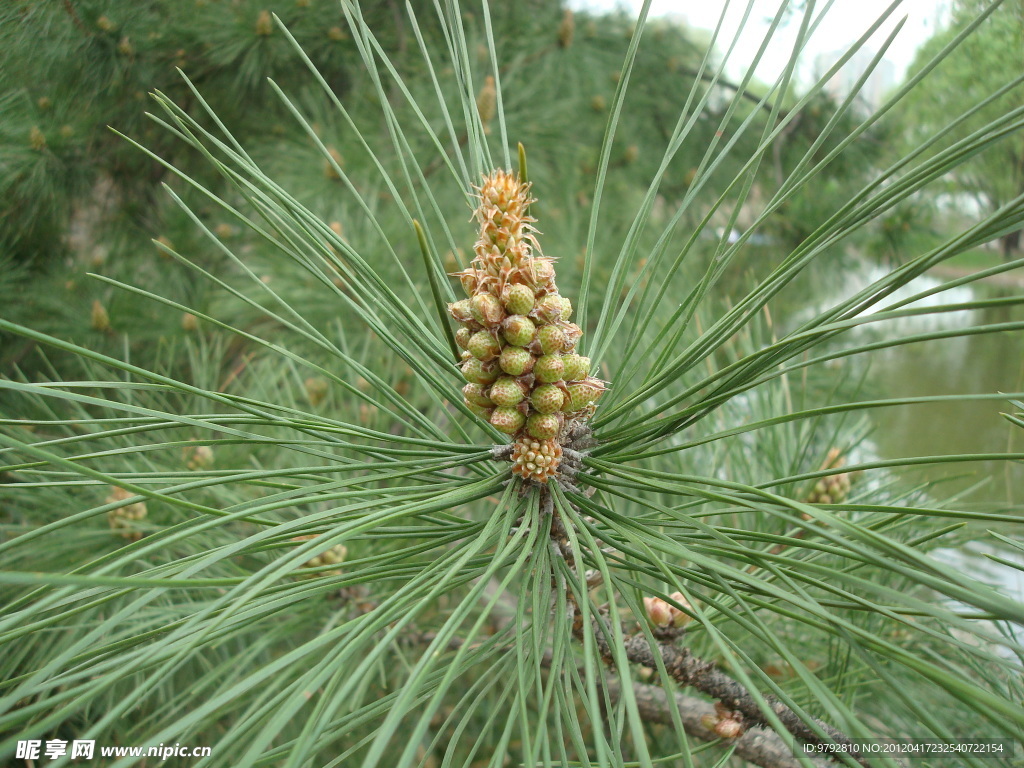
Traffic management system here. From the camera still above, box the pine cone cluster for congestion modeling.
[292,536,348,579]
[804,448,853,506]
[700,702,746,740]
[642,592,693,629]
[105,486,147,541]
[449,169,605,482]
[805,473,852,505]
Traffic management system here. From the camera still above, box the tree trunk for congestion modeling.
[1000,228,1021,259]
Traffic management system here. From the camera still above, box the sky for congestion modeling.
[567,0,951,87]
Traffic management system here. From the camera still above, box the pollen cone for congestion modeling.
[448,169,606,482]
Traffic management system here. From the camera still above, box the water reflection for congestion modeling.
[871,316,1024,505]
[783,262,1024,505]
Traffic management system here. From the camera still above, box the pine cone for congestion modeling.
[106,486,147,541]
[447,169,608,482]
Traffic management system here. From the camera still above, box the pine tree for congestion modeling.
[1,1,1023,767]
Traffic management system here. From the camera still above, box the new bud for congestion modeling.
[643,593,692,628]
[489,376,525,407]
[499,346,535,376]
[490,406,526,434]
[526,412,561,440]
[503,284,535,316]
[666,592,693,627]
[502,315,536,347]
[531,384,564,414]
[714,719,743,739]
[643,596,673,628]
[534,354,565,384]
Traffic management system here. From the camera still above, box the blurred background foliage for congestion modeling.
[0,0,890,375]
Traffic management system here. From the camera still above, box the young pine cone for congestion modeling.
[292,536,348,579]
[449,169,606,482]
[106,486,147,541]
[804,448,853,506]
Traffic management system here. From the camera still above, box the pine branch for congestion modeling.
[678,64,784,118]
[60,0,89,34]
[604,678,831,768]
[545,485,871,767]
[408,612,835,768]
[581,610,870,767]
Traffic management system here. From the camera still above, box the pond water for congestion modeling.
[812,262,1024,507]
[768,259,1024,603]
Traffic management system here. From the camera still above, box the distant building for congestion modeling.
[811,0,951,110]
[813,47,897,112]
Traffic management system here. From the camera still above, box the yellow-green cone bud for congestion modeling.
[462,382,493,407]
[462,358,500,384]
[471,293,504,326]
[502,315,536,347]
[534,354,564,383]
[499,346,534,376]
[561,322,583,350]
[566,379,601,411]
[562,354,590,382]
[558,9,575,48]
[489,376,525,407]
[305,377,329,406]
[523,257,556,288]
[503,284,535,315]
[460,268,488,297]
[558,296,573,320]
[536,324,566,355]
[531,384,564,414]
[455,327,473,350]
[255,9,274,35]
[561,354,582,382]
[320,544,348,566]
[527,412,561,440]
[184,444,214,470]
[106,486,147,541]
[91,300,111,332]
[535,294,564,323]
[491,406,526,434]
[449,298,474,323]
[468,330,501,360]
[466,402,494,420]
